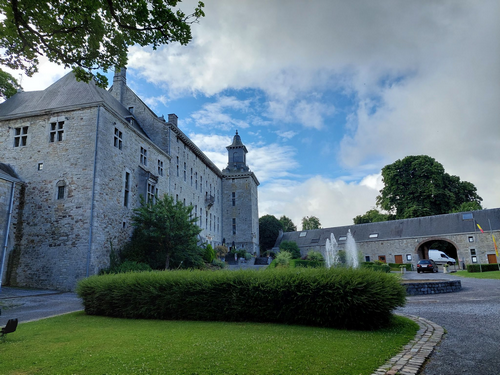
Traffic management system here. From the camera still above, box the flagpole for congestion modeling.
[488,219,500,272]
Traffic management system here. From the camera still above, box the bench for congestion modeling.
[1,318,18,339]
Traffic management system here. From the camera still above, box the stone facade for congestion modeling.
[278,209,500,269]
[0,70,260,290]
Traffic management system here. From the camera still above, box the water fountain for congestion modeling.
[345,229,359,268]
[324,233,339,268]
[324,229,359,269]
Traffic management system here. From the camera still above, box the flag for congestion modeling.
[493,235,499,257]
[477,223,484,233]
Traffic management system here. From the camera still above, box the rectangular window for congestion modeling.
[38,163,44,171]
[232,192,236,206]
[147,183,155,203]
[468,236,474,243]
[140,147,148,166]
[462,213,473,220]
[158,160,164,176]
[124,172,130,207]
[369,233,379,238]
[57,185,65,200]
[338,236,347,241]
[183,162,186,182]
[114,128,123,150]
[470,248,476,255]
[365,256,371,262]
[14,126,29,147]
[50,121,64,142]
[206,211,208,229]
[232,218,236,235]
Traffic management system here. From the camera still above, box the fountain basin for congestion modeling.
[402,279,461,295]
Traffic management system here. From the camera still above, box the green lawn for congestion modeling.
[0,312,417,375]
[455,270,500,279]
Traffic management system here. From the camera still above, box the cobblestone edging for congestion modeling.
[404,280,462,295]
[372,315,444,375]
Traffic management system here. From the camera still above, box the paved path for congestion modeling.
[0,287,83,325]
[398,271,500,375]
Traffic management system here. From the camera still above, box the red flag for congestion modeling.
[493,235,499,257]
[477,223,484,233]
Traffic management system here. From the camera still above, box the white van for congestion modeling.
[429,249,456,265]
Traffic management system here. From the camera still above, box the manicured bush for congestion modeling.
[203,244,216,263]
[211,259,226,269]
[77,267,406,330]
[244,252,252,261]
[388,263,412,271]
[467,264,500,273]
[291,259,325,268]
[361,262,391,273]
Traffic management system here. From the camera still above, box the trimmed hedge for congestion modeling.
[388,263,412,271]
[361,262,391,273]
[467,264,500,273]
[77,268,406,330]
[290,259,325,268]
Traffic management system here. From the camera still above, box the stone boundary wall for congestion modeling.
[404,280,462,295]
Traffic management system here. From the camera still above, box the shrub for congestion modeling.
[264,250,276,259]
[77,267,406,330]
[291,259,324,268]
[203,244,216,263]
[388,263,412,271]
[306,250,324,262]
[467,264,500,272]
[211,259,226,269]
[100,260,152,275]
[275,251,292,267]
[244,252,252,261]
[361,262,391,273]
[215,245,228,259]
[279,241,301,259]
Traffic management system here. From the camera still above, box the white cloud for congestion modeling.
[260,175,381,229]
[276,130,297,140]
[189,96,253,130]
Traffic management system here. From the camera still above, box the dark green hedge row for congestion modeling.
[467,264,500,272]
[388,263,412,271]
[77,268,406,330]
[360,262,391,273]
[290,259,324,268]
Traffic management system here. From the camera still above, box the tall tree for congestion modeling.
[0,0,205,95]
[376,155,482,220]
[259,215,283,251]
[131,195,202,270]
[353,209,392,225]
[279,215,297,232]
[302,216,321,230]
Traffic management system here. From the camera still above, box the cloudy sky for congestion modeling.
[17,0,500,229]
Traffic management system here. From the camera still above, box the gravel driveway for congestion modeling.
[398,271,500,375]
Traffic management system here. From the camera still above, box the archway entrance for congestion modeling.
[416,238,458,261]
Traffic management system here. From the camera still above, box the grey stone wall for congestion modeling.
[222,173,259,255]
[404,280,462,295]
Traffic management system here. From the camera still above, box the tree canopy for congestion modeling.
[375,155,482,220]
[131,194,202,269]
[259,215,283,251]
[301,216,321,230]
[0,0,205,97]
[279,215,297,232]
[353,209,392,225]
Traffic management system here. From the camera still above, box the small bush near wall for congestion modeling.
[361,262,391,273]
[291,259,325,268]
[389,263,412,271]
[467,264,500,273]
[77,268,406,330]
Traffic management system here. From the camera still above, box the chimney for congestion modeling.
[168,113,178,126]
[111,67,127,103]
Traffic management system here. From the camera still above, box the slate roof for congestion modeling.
[0,163,22,183]
[0,72,146,136]
[279,208,500,248]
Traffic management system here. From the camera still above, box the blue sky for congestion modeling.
[13,0,500,229]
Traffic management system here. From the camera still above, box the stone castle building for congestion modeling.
[276,208,500,268]
[0,69,259,290]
